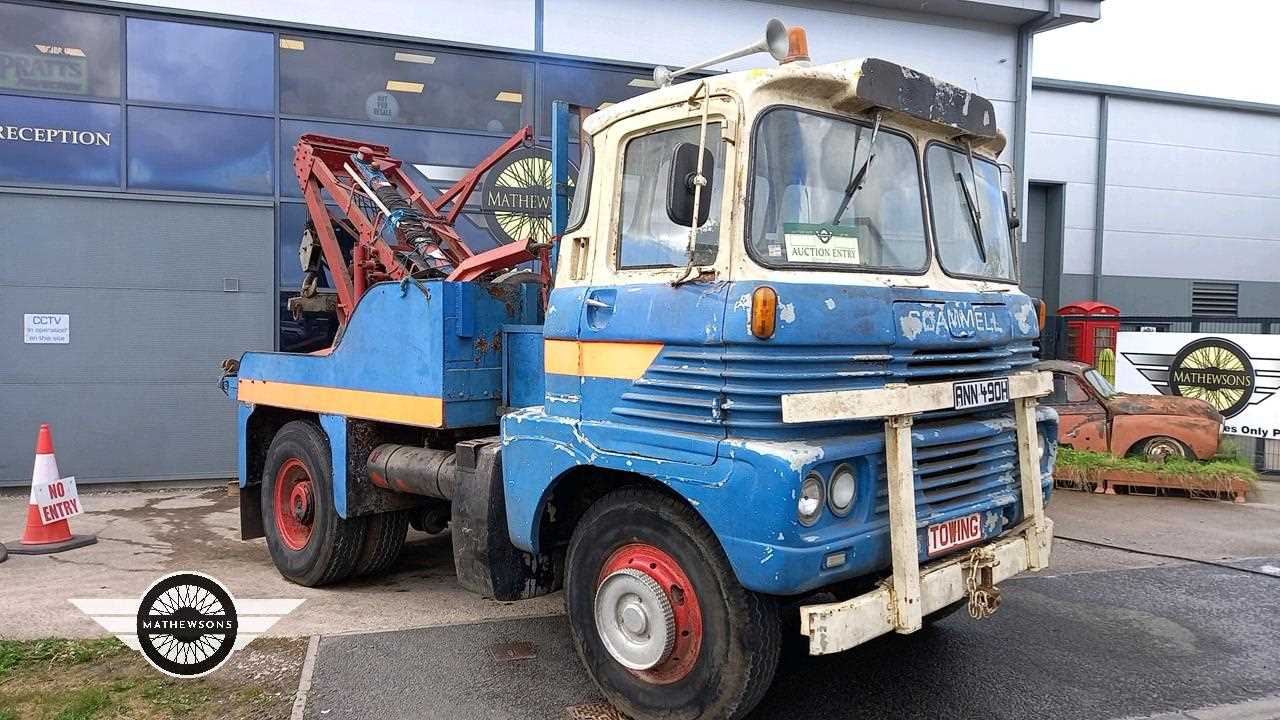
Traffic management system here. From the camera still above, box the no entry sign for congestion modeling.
[33,476,83,525]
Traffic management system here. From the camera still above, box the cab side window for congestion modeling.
[617,123,724,269]
[1048,375,1070,404]
[1064,377,1091,403]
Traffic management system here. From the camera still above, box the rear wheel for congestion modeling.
[1136,436,1190,463]
[262,420,366,586]
[566,487,781,720]
[353,510,409,577]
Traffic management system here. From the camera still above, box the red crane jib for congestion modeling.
[291,126,541,324]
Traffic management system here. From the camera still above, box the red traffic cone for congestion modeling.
[6,425,96,555]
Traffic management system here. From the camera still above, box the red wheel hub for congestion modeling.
[598,543,703,684]
[274,458,314,551]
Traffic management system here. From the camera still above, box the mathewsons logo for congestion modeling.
[1167,337,1255,418]
[480,146,575,245]
[71,573,303,678]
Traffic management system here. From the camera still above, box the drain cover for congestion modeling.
[490,641,538,662]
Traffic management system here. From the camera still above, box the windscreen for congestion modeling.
[926,144,1016,281]
[748,108,927,271]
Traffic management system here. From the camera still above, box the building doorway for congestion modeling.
[1021,182,1065,311]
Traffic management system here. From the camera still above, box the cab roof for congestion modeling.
[583,57,1005,153]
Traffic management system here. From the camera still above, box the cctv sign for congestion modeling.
[23,313,69,344]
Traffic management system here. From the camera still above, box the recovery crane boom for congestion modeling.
[289,126,544,325]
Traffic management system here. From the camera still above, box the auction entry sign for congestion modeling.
[1117,332,1280,439]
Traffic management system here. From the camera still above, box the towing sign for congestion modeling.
[33,476,83,525]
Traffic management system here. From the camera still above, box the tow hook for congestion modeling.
[965,546,1002,620]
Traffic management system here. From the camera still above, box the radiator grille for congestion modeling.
[874,416,1019,518]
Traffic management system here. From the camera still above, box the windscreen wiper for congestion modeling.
[955,139,987,263]
[830,111,883,226]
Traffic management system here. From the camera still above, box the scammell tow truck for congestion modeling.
[223,20,1057,720]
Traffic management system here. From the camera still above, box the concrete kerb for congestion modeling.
[291,634,321,720]
[1115,695,1280,720]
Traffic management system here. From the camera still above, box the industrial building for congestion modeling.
[1024,79,1280,317]
[5,0,1273,485]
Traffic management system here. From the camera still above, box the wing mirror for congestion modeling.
[1004,190,1020,231]
[667,142,715,228]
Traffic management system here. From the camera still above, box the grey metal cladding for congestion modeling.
[0,194,273,293]
[0,381,238,485]
[0,194,272,484]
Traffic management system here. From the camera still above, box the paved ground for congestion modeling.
[0,483,560,639]
[2,480,1278,719]
[305,557,1280,720]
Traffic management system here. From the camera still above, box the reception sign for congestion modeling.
[1117,331,1280,439]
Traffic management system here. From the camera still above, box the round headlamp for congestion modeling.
[798,473,825,526]
[828,464,857,516]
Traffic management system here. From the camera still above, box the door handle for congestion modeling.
[584,289,616,330]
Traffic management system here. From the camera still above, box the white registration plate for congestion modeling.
[952,377,1010,410]
[927,512,984,556]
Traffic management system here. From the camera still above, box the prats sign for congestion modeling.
[0,47,89,95]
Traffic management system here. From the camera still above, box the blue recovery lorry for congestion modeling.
[223,20,1058,720]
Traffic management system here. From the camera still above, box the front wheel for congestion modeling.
[566,487,781,720]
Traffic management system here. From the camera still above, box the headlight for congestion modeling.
[828,464,856,516]
[798,473,824,526]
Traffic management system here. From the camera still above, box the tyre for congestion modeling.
[261,420,367,586]
[1136,436,1190,463]
[566,487,781,720]
[353,510,409,577]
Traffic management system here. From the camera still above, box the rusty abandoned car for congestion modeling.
[1036,360,1223,463]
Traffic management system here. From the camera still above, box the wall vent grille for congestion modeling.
[1191,281,1238,317]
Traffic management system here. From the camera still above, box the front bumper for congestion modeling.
[800,516,1053,655]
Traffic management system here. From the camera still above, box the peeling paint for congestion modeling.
[760,546,775,564]
[899,312,924,340]
[732,293,752,312]
[779,303,796,324]
[544,393,580,404]
[1013,301,1035,334]
[824,298,836,310]
[723,438,825,471]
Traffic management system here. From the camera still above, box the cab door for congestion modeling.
[575,97,738,465]
[1056,373,1108,451]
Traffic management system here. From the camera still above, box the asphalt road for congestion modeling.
[305,550,1280,720]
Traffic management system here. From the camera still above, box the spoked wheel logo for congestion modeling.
[136,572,239,678]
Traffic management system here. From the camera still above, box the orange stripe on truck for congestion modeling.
[544,340,663,380]
[237,379,444,428]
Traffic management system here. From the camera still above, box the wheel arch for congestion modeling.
[533,465,731,570]
[1111,414,1211,459]
[239,405,321,539]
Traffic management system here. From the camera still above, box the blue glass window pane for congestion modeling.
[279,292,338,353]
[537,63,652,137]
[0,95,120,186]
[279,202,354,288]
[127,18,273,111]
[0,3,121,98]
[280,120,502,197]
[280,36,531,132]
[128,107,272,194]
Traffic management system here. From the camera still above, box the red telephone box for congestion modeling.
[1059,301,1120,377]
